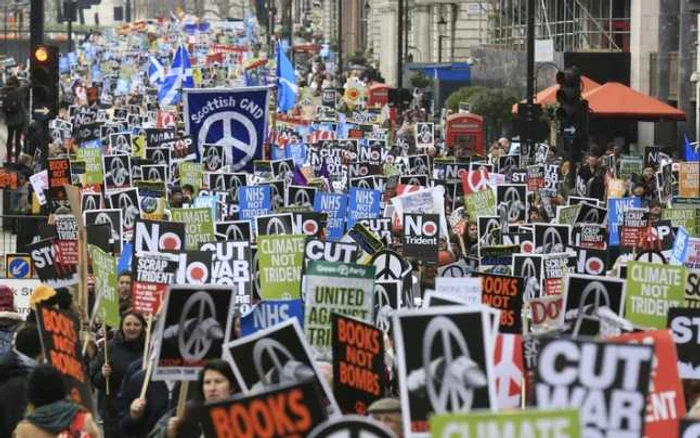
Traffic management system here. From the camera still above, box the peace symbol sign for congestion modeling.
[178,291,219,361]
[225,224,246,241]
[502,187,524,222]
[83,196,98,211]
[265,217,289,235]
[374,284,392,332]
[541,227,564,253]
[109,157,128,186]
[294,189,312,206]
[422,316,477,412]
[252,338,296,385]
[521,258,540,300]
[371,251,405,280]
[198,111,258,171]
[118,194,138,229]
[204,146,222,170]
[573,281,612,336]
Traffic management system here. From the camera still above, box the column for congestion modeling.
[413,4,431,62]
[630,0,659,151]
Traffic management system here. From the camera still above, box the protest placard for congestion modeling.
[89,245,120,327]
[36,305,94,412]
[430,409,581,438]
[171,207,215,250]
[332,313,385,414]
[303,261,375,358]
[257,234,306,299]
[626,261,686,328]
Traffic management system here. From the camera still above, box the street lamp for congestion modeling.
[437,14,446,63]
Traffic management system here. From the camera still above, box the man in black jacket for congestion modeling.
[0,323,42,437]
[2,76,29,162]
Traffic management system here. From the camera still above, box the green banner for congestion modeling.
[626,261,686,329]
[465,190,496,218]
[304,261,376,359]
[257,234,306,300]
[89,245,120,327]
[178,162,203,194]
[171,208,215,250]
[430,409,581,438]
[75,148,104,185]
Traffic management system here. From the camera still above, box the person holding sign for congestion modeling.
[13,364,101,437]
[148,359,237,438]
[90,312,146,438]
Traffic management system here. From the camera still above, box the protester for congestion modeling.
[91,312,146,438]
[118,272,133,315]
[148,359,237,438]
[0,323,42,437]
[0,285,22,355]
[13,364,101,437]
[367,398,403,437]
[2,75,28,162]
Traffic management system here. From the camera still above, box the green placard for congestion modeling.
[178,162,203,194]
[662,208,700,236]
[619,157,643,180]
[626,261,687,329]
[171,208,215,250]
[465,189,497,218]
[303,261,376,358]
[75,148,104,185]
[430,409,581,438]
[257,234,306,299]
[89,245,120,327]
[557,204,581,226]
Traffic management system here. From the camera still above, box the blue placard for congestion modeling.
[239,185,272,223]
[608,197,641,246]
[240,299,304,336]
[670,226,690,265]
[347,188,381,229]
[118,242,132,275]
[59,56,70,74]
[184,87,270,170]
[314,192,348,241]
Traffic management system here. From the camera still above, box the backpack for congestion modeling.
[56,411,93,438]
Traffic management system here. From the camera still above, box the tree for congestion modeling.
[444,86,485,112]
[445,86,518,140]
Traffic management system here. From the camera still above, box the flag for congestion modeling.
[276,44,298,113]
[148,56,165,86]
[245,12,256,43]
[684,133,699,162]
[158,44,194,107]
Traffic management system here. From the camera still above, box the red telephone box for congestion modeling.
[368,84,390,107]
[445,113,485,157]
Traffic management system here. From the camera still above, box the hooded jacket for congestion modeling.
[13,399,101,437]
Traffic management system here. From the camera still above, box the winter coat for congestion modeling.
[90,333,144,437]
[0,348,38,437]
[116,359,180,438]
[0,312,23,357]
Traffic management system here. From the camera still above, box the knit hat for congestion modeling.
[367,398,401,414]
[0,285,15,312]
[30,284,57,307]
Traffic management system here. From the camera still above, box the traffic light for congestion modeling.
[556,67,590,160]
[30,45,59,120]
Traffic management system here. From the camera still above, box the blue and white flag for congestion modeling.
[148,56,165,86]
[684,133,699,162]
[314,192,348,241]
[158,44,194,107]
[670,226,690,265]
[245,11,256,43]
[276,44,298,113]
[183,87,270,170]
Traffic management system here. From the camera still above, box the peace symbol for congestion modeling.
[110,157,128,186]
[198,111,258,171]
[252,338,296,385]
[178,291,218,361]
[423,316,475,412]
[204,146,222,170]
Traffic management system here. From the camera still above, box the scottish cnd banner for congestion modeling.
[184,87,270,170]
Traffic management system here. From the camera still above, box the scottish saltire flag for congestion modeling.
[276,44,298,113]
[684,133,699,161]
[148,56,165,86]
[158,44,194,107]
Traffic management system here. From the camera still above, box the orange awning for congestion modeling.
[511,76,601,113]
[582,82,686,121]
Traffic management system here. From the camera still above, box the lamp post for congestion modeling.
[437,14,446,63]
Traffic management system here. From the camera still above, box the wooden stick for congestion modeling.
[175,381,189,419]
[141,314,153,371]
[139,358,153,399]
[104,333,110,396]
